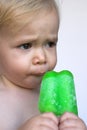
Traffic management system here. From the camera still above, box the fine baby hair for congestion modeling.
[0,0,59,34]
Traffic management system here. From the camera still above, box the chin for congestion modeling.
[21,77,42,89]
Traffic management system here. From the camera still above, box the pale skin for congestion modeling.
[0,9,86,130]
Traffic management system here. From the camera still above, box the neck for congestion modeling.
[0,75,40,94]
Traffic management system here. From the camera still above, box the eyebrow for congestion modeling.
[15,34,58,45]
[48,35,58,42]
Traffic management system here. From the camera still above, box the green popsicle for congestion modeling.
[38,70,78,116]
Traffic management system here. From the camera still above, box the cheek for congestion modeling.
[0,56,27,76]
[49,53,57,70]
[52,58,57,69]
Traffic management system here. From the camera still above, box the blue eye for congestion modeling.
[19,43,32,49]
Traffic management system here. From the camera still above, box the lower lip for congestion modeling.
[37,74,45,76]
[34,72,46,76]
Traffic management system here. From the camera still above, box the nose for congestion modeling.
[32,48,46,65]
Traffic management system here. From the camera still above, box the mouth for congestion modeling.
[31,70,47,77]
[31,67,49,77]
[33,72,46,76]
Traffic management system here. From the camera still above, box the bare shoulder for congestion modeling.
[0,85,40,129]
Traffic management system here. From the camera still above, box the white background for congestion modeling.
[55,0,87,124]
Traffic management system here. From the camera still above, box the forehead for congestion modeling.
[0,9,59,38]
[15,10,59,40]
[21,10,59,32]
[0,9,59,37]
[0,0,59,34]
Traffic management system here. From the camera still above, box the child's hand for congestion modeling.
[19,112,59,130]
[59,112,87,130]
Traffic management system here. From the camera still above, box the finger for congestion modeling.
[59,118,78,129]
[59,112,86,130]
[39,112,59,130]
[39,124,55,130]
[59,112,78,123]
[42,112,59,125]
[40,122,58,130]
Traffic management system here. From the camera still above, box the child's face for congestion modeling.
[0,10,59,89]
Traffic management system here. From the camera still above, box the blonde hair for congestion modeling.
[0,0,59,33]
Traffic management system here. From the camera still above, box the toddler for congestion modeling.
[0,0,86,130]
